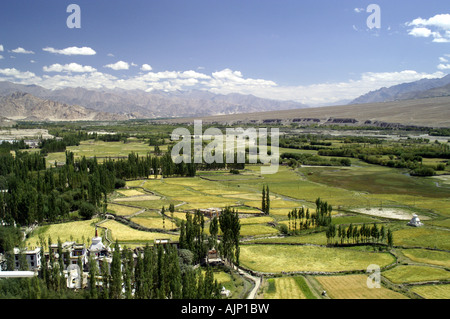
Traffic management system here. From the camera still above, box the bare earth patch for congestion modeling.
[352,207,429,221]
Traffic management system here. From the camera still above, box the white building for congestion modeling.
[13,247,41,270]
[407,214,424,227]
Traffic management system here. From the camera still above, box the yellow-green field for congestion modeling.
[101,220,178,243]
[26,219,100,248]
[264,277,307,299]
[315,274,408,299]
[382,265,450,284]
[411,284,450,299]
[239,245,395,273]
[400,249,450,268]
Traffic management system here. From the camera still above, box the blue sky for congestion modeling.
[0,0,449,106]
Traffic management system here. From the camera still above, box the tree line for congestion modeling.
[325,222,394,247]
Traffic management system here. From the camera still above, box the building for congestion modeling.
[407,214,424,227]
[13,247,41,271]
[89,228,109,258]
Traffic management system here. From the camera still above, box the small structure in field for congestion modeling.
[407,214,423,227]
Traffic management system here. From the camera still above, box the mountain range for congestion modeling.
[349,74,450,104]
[0,72,449,123]
[0,81,307,120]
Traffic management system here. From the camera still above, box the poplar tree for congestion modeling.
[110,241,122,299]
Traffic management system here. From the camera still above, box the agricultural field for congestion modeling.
[314,274,408,299]
[26,219,101,248]
[411,284,450,299]
[239,245,396,273]
[382,265,450,284]
[14,124,450,300]
[264,276,311,299]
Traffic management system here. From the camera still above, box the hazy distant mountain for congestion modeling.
[0,92,128,121]
[0,81,308,119]
[349,74,450,104]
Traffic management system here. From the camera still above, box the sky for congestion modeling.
[0,0,449,106]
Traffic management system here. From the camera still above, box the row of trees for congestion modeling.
[325,223,394,247]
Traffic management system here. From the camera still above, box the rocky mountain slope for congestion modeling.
[349,74,450,104]
[0,92,128,121]
[0,81,308,119]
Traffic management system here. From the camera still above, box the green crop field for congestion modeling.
[239,245,395,273]
[400,249,450,268]
[393,227,450,250]
[411,284,450,299]
[382,265,450,284]
[263,276,307,299]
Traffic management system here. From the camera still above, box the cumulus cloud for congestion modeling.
[11,47,34,54]
[43,46,96,55]
[1,63,446,106]
[0,68,40,82]
[408,27,432,38]
[141,64,152,71]
[104,60,130,70]
[437,64,450,70]
[406,13,450,43]
[0,45,3,52]
[43,63,97,73]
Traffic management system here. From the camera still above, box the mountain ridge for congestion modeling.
[0,81,308,119]
[349,74,450,104]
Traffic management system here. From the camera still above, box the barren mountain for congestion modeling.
[0,92,128,121]
[160,96,450,128]
[0,81,308,118]
[349,74,450,104]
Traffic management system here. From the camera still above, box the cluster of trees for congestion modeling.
[218,207,241,266]
[87,242,221,300]
[0,148,200,227]
[1,239,222,299]
[178,207,240,266]
[178,210,208,264]
[261,185,270,215]
[39,131,91,155]
[314,197,333,227]
[318,143,449,175]
[287,207,311,232]
[281,153,351,168]
[325,223,393,247]
[285,198,332,233]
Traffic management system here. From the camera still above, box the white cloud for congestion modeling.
[354,8,364,13]
[439,57,448,63]
[11,47,34,54]
[0,68,40,82]
[107,53,114,57]
[43,63,97,73]
[104,60,130,70]
[43,46,96,55]
[1,63,446,107]
[0,55,3,60]
[141,64,152,71]
[437,64,450,70]
[0,45,3,52]
[407,14,450,43]
[408,27,432,38]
